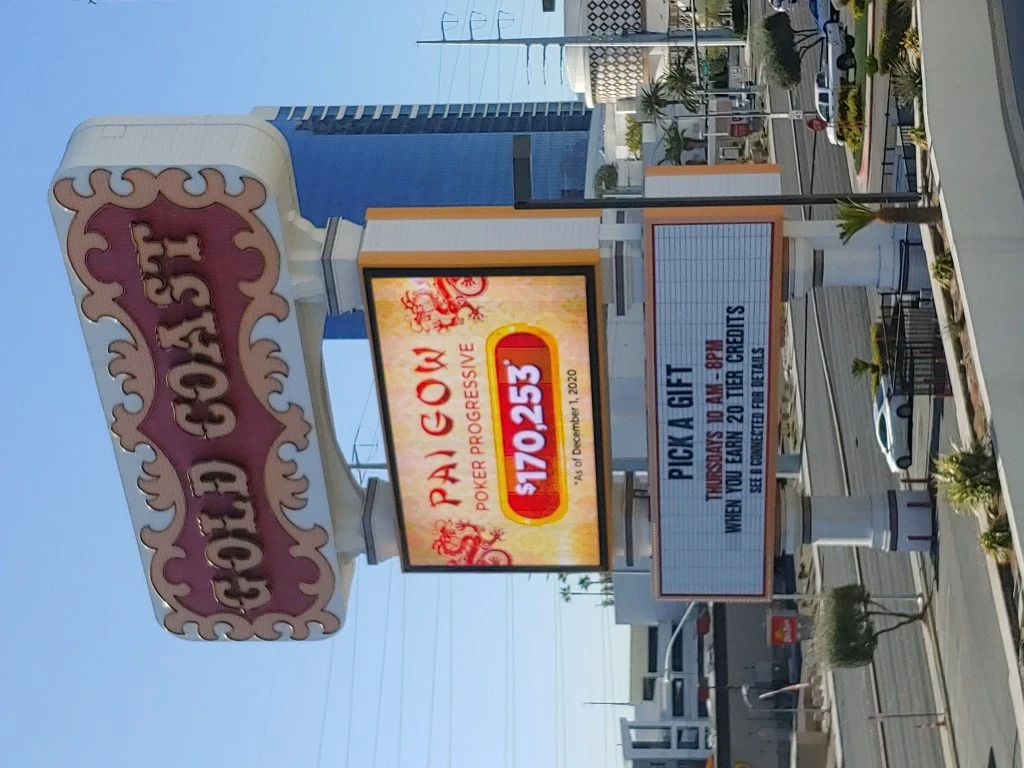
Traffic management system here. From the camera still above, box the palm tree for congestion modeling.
[639,79,669,123]
[663,49,701,113]
[850,357,882,395]
[659,122,684,165]
[837,199,943,244]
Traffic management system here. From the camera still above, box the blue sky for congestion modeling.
[0,1,629,766]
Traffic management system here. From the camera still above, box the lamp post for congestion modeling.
[659,602,698,714]
[740,683,828,715]
[511,135,920,211]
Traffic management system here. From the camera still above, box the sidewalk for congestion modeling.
[915,0,1024,758]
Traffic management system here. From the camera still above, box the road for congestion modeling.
[748,1,944,766]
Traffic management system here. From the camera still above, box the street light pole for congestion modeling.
[511,135,921,210]
[740,683,828,714]
[659,602,698,714]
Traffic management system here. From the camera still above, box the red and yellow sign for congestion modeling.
[361,258,609,571]
[769,615,799,646]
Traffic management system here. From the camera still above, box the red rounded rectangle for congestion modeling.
[489,328,567,525]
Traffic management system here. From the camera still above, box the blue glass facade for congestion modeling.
[268,102,593,228]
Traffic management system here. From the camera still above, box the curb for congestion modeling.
[856,1,877,186]
[909,550,960,768]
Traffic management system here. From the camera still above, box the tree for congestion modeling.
[850,356,880,381]
[658,123,706,166]
[836,199,943,244]
[557,572,614,606]
[816,583,927,668]
[760,13,822,89]
[639,79,669,122]
[593,163,619,196]
[663,49,701,113]
[624,115,643,159]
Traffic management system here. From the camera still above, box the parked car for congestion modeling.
[769,0,799,10]
[809,0,841,32]
[814,20,857,146]
[872,373,913,472]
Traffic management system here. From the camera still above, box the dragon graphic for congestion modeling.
[431,519,513,566]
[401,276,488,333]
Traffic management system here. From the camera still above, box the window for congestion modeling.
[670,623,683,672]
[487,103,499,116]
[343,106,358,118]
[629,727,671,750]
[816,72,827,88]
[642,677,657,700]
[877,414,889,449]
[676,726,700,750]
[670,679,686,717]
[647,627,659,673]
[399,105,413,117]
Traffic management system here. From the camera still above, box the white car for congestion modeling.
[814,20,856,146]
[769,0,799,10]
[872,374,913,472]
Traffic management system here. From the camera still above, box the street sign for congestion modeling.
[807,117,828,132]
[770,615,799,645]
[729,122,752,138]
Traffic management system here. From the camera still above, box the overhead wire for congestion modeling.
[314,632,338,767]
[342,572,362,767]
[395,579,408,767]
[448,577,455,768]
[371,565,395,768]
[425,575,444,768]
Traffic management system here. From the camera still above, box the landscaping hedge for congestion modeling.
[878,0,912,73]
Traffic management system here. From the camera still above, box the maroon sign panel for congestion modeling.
[53,168,339,640]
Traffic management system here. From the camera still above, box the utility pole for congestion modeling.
[418,31,746,48]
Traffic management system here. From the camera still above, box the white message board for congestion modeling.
[649,222,777,599]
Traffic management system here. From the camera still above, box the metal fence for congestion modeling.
[874,80,950,397]
[876,295,951,397]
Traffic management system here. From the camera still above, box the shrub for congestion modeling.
[838,82,864,153]
[865,54,879,76]
[908,125,928,149]
[891,55,923,107]
[625,115,643,158]
[931,250,954,287]
[934,439,1001,513]
[760,13,802,89]
[879,0,912,73]
[851,0,869,18]
[902,28,921,57]
[980,516,1014,564]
